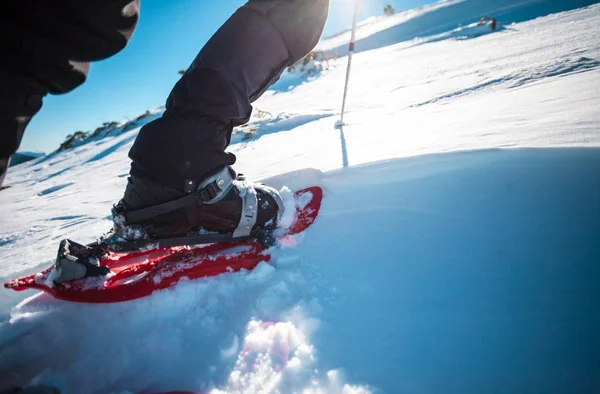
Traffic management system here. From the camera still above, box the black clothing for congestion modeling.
[129,0,329,191]
[0,1,139,95]
[0,0,140,182]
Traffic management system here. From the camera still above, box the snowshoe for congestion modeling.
[4,184,322,303]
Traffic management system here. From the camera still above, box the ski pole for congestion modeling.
[337,0,361,127]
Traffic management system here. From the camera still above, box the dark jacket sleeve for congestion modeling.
[0,0,140,184]
[0,0,140,94]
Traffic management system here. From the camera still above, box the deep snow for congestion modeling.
[1,1,599,393]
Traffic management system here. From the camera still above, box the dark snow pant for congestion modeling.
[129,0,329,191]
[0,0,329,189]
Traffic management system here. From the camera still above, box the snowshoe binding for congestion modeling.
[53,239,110,284]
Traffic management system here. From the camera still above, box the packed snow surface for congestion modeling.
[1,1,599,393]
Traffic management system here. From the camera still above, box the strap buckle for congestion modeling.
[199,181,220,202]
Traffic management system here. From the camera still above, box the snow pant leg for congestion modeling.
[0,0,139,185]
[128,0,329,192]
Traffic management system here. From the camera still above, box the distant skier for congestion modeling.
[491,17,497,31]
[0,0,329,267]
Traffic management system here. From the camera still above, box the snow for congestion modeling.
[1,1,600,393]
[275,186,296,232]
[317,0,465,52]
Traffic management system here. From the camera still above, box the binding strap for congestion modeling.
[120,167,284,240]
[122,167,234,223]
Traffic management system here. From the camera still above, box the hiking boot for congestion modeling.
[112,166,284,241]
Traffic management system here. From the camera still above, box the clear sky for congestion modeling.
[20,0,431,153]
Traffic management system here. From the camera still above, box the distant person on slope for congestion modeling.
[0,0,329,250]
[491,18,497,31]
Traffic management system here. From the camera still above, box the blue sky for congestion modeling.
[20,0,431,153]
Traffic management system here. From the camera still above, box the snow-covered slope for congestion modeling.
[319,0,599,55]
[317,0,465,52]
[1,3,599,393]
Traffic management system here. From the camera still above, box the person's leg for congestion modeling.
[128,0,329,191]
[0,0,139,185]
[119,0,329,239]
